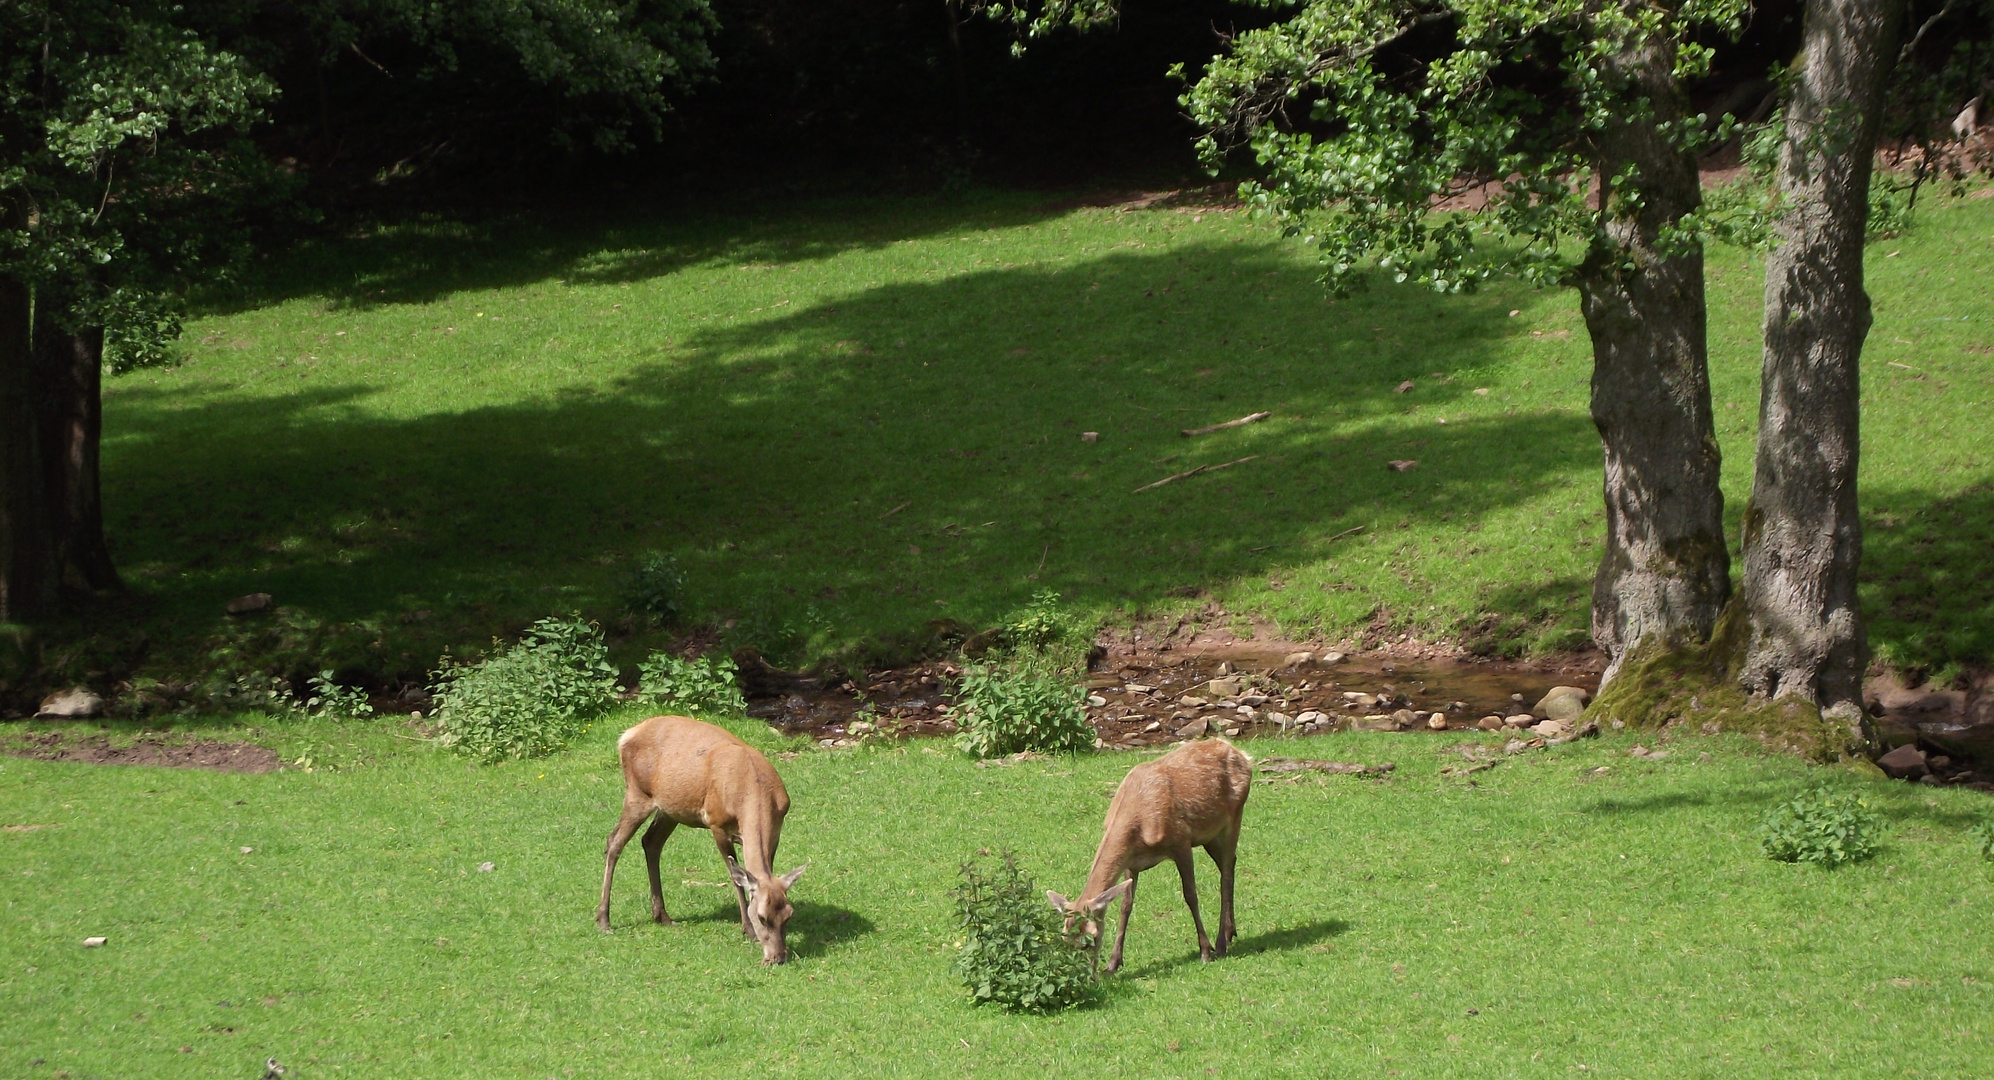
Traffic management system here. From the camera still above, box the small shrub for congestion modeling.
[951,851,1096,1012]
[1005,589,1087,651]
[952,655,1092,759]
[431,616,619,762]
[637,652,747,717]
[1970,820,1994,860]
[1758,787,1882,867]
[302,671,375,721]
[622,553,687,625]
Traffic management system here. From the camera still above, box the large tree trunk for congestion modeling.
[34,309,120,593]
[1740,0,1903,738]
[1576,34,1732,686]
[0,271,57,623]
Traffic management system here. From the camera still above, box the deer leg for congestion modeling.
[1173,849,1213,962]
[641,818,677,925]
[1208,837,1237,957]
[597,806,652,932]
[1105,872,1138,975]
[714,831,752,937]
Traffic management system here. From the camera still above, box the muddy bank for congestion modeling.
[750,637,1605,749]
[4,731,281,773]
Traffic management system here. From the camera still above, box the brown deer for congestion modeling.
[596,715,806,965]
[1047,738,1251,974]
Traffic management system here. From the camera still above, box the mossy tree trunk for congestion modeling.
[1575,32,1731,687]
[1740,0,1903,746]
[34,309,119,595]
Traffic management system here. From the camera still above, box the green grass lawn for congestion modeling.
[5,717,1992,1078]
[81,185,1993,688]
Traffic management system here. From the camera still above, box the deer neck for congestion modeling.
[1080,843,1132,906]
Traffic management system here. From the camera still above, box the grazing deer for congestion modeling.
[1048,738,1251,974]
[596,716,806,965]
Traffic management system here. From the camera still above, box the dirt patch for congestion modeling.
[5,731,281,773]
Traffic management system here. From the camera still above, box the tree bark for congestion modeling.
[1576,33,1732,686]
[1741,0,1903,732]
[34,309,120,593]
[0,271,56,623]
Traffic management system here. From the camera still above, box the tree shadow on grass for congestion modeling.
[95,231,1603,682]
[1861,480,1994,677]
[197,192,1084,316]
[638,898,876,960]
[1584,792,1712,815]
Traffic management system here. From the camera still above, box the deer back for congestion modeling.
[1091,739,1250,887]
[617,716,790,839]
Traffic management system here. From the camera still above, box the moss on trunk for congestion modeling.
[1586,601,1872,762]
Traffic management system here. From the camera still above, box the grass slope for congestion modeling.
[4,719,1992,1077]
[85,187,1993,685]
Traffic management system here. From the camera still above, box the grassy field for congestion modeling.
[75,185,1993,689]
[4,715,1993,1078]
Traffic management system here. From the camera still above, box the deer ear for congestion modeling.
[725,858,754,889]
[778,862,808,888]
[1046,890,1070,911]
[1090,879,1132,911]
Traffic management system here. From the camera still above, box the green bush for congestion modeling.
[1005,589,1087,651]
[951,851,1096,1013]
[622,552,687,625]
[303,670,376,721]
[1758,788,1882,868]
[431,616,619,762]
[952,655,1092,759]
[1970,820,1994,861]
[637,652,746,717]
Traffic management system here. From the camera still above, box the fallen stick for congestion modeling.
[1132,455,1257,495]
[1323,525,1366,544]
[879,502,909,520]
[1181,411,1271,437]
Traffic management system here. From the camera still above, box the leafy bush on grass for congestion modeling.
[637,652,746,717]
[952,654,1092,759]
[303,671,376,721]
[622,552,687,625]
[951,851,1096,1013]
[1970,820,1994,860]
[431,616,619,762]
[1005,589,1088,651]
[1758,788,1882,867]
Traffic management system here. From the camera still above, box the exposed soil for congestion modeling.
[749,627,1606,749]
[4,731,281,773]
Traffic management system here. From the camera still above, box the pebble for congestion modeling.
[1529,719,1570,738]
[83,937,106,948]
[1344,692,1379,707]
[1533,686,1592,721]
[225,592,273,615]
[1206,678,1243,698]
[1295,710,1330,727]
[1266,712,1294,730]
[1503,714,1535,728]
[1087,694,1108,707]
[1125,683,1156,693]
[1320,652,1347,664]
[1143,720,1163,733]
[1283,651,1313,668]
[1176,717,1210,738]
[1391,708,1420,729]
[1179,695,1209,708]
[1426,713,1449,730]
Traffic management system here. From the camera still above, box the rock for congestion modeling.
[1266,712,1293,730]
[1476,715,1504,731]
[1223,727,1242,737]
[1205,678,1243,698]
[478,861,495,872]
[1396,380,1416,393]
[1918,773,1943,786]
[36,688,103,719]
[1391,708,1420,729]
[1320,652,1347,665]
[1283,651,1313,668]
[849,721,877,735]
[1125,683,1156,693]
[1425,713,1449,731]
[1503,714,1535,728]
[1529,719,1570,739]
[1351,715,1398,732]
[1240,693,1269,706]
[1179,695,1209,708]
[1510,692,1525,703]
[1387,459,1418,472]
[1081,431,1099,443]
[83,937,106,948]
[225,592,273,615]
[1143,720,1163,733]
[1175,717,1209,738]
[1875,744,1928,780]
[1217,661,1235,676]
[1502,739,1527,754]
[1344,692,1379,707]
[1533,686,1592,721]
[1087,694,1108,707]
[1929,755,1952,771]
[1295,710,1330,727]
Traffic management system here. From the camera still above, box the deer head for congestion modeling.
[1046,880,1131,969]
[727,858,807,964]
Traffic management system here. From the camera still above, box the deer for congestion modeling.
[596,715,807,965]
[1047,738,1251,974]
